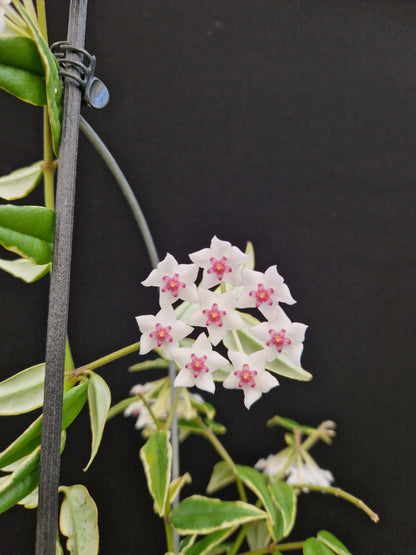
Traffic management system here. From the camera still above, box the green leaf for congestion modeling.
[0,161,42,200]
[246,521,270,551]
[140,430,171,516]
[0,36,46,105]
[16,4,62,154]
[236,465,284,542]
[56,538,64,555]
[0,381,88,469]
[177,418,206,435]
[268,480,297,537]
[18,486,38,509]
[0,445,40,514]
[183,527,236,555]
[180,534,197,551]
[84,373,111,471]
[190,397,216,420]
[206,461,234,495]
[0,204,55,265]
[128,358,169,372]
[59,485,99,555]
[267,415,315,435]
[205,418,226,435]
[317,531,352,555]
[170,495,267,535]
[0,257,50,282]
[168,473,192,506]
[266,353,312,382]
[0,362,45,415]
[303,538,334,555]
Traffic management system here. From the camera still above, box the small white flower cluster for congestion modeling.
[123,380,204,433]
[0,0,11,35]
[255,453,334,492]
[136,236,307,409]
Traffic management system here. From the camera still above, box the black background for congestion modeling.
[1,1,415,553]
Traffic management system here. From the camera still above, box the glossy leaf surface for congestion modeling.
[0,161,42,200]
[206,461,234,495]
[16,4,62,154]
[0,363,45,415]
[183,527,235,555]
[59,485,99,555]
[170,495,267,534]
[0,381,88,469]
[317,531,352,555]
[0,446,40,514]
[0,36,46,105]
[268,480,297,537]
[236,465,284,542]
[84,373,111,471]
[303,538,335,555]
[0,204,54,265]
[140,430,171,516]
[0,257,50,282]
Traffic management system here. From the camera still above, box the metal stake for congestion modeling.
[35,1,88,552]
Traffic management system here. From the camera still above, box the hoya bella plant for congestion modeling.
[0,2,379,554]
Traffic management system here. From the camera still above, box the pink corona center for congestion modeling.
[249,283,275,308]
[162,273,185,298]
[202,303,226,327]
[234,364,257,388]
[185,353,209,378]
[207,256,232,281]
[267,328,291,353]
[149,323,173,347]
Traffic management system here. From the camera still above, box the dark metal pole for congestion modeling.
[35,1,88,553]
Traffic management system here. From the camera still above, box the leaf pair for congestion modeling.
[303,531,352,555]
[0,364,111,472]
[0,5,62,154]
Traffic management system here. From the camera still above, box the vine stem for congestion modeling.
[239,541,305,554]
[201,420,247,503]
[289,483,379,523]
[77,341,141,372]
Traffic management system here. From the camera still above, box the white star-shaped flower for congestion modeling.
[171,333,228,394]
[186,289,244,346]
[136,306,193,357]
[223,350,279,409]
[189,236,248,289]
[141,253,199,307]
[286,461,334,492]
[255,452,291,476]
[237,266,296,320]
[250,306,307,364]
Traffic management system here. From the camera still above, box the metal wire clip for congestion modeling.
[51,41,109,109]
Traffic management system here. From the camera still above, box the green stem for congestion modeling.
[201,421,247,503]
[164,517,175,553]
[228,524,249,555]
[136,393,163,431]
[78,341,141,372]
[42,110,55,209]
[289,483,379,523]
[165,387,181,430]
[239,541,304,554]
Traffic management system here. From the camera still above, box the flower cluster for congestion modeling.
[135,237,307,408]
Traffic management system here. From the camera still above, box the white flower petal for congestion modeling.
[243,388,262,409]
